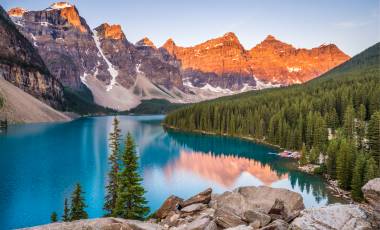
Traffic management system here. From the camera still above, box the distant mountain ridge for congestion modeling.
[5,2,350,112]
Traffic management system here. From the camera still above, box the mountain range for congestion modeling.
[2,2,350,117]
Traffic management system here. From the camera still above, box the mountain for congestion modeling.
[0,5,65,110]
[6,2,350,112]
[161,33,350,89]
[164,42,380,147]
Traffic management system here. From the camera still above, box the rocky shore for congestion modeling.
[22,178,380,230]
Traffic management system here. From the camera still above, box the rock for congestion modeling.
[180,188,212,208]
[204,221,218,230]
[186,216,211,230]
[215,206,247,228]
[242,210,271,227]
[290,204,372,230]
[21,218,132,230]
[212,186,304,219]
[268,199,286,220]
[225,225,253,230]
[125,219,164,230]
[237,186,304,218]
[362,178,380,211]
[181,203,207,214]
[155,195,183,219]
[259,219,289,230]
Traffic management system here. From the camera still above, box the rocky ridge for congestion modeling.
[22,179,380,230]
[0,5,65,110]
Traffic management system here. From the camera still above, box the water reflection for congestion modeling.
[0,116,342,229]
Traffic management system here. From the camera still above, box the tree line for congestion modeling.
[164,43,380,201]
[50,117,149,222]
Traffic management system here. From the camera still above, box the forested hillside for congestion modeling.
[164,43,380,200]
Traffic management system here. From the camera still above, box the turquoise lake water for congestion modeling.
[0,116,340,229]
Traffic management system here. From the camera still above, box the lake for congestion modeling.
[0,115,341,229]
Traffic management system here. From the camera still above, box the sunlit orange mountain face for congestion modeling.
[164,150,288,188]
[4,2,351,112]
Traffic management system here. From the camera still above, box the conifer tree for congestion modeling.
[368,111,380,167]
[50,212,58,223]
[337,139,355,190]
[114,133,149,219]
[104,117,122,216]
[300,143,308,166]
[364,157,379,183]
[343,105,355,139]
[309,147,320,164]
[70,183,88,221]
[351,154,366,201]
[326,139,339,179]
[62,198,70,221]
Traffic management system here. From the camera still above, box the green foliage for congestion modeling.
[50,212,58,223]
[123,99,187,115]
[368,111,380,167]
[62,198,70,222]
[326,139,339,179]
[314,164,327,175]
[104,117,122,216]
[351,153,366,201]
[299,143,308,166]
[364,157,379,183]
[69,183,88,221]
[114,133,149,219]
[336,139,356,190]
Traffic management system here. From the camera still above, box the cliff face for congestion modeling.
[8,3,112,90]
[0,5,64,110]
[161,33,350,88]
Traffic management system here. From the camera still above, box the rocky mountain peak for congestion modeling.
[46,3,88,32]
[136,37,156,48]
[95,23,125,40]
[7,7,27,17]
[222,31,239,42]
[162,38,177,53]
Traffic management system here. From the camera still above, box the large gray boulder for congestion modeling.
[155,195,183,219]
[290,204,372,230]
[362,178,380,211]
[21,218,163,230]
[180,188,212,208]
[211,186,304,220]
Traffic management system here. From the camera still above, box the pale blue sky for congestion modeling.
[2,0,380,56]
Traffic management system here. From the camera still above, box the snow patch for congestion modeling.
[92,30,118,92]
[201,84,233,94]
[49,2,73,9]
[254,77,282,90]
[29,33,38,47]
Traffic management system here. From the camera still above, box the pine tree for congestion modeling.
[300,143,308,166]
[114,133,149,219]
[62,198,70,221]
[104,117,122,216]
[343,105,355,139]
[368,111,380,167]
[70,183,88,221]
[50,212,58,223]
[309,147,320,164]
[326,139,339,179]
[351,154,366,201]
[337,139,355,190]
[364,157,379,183]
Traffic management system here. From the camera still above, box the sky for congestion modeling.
[2,0,380,56]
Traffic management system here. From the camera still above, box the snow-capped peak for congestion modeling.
[7,7,28,17]
[49,2,73,10]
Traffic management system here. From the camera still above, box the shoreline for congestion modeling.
[163,123,353,202]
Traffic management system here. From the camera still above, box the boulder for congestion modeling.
[225,225,253,230]
[259,219,289,230]
[204,221,218,230]
[180,188,212,208]
[215,207,247,228]
[155,195,183,219]
[268,199,286,220]
[21,218,150,230]
[362,178,380,211]
[212,186,304,219]
[172,216,211,230]
[237,186,304,218]
[290,204,372,230]
[242,210,271,227]
[181,203,207,214]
